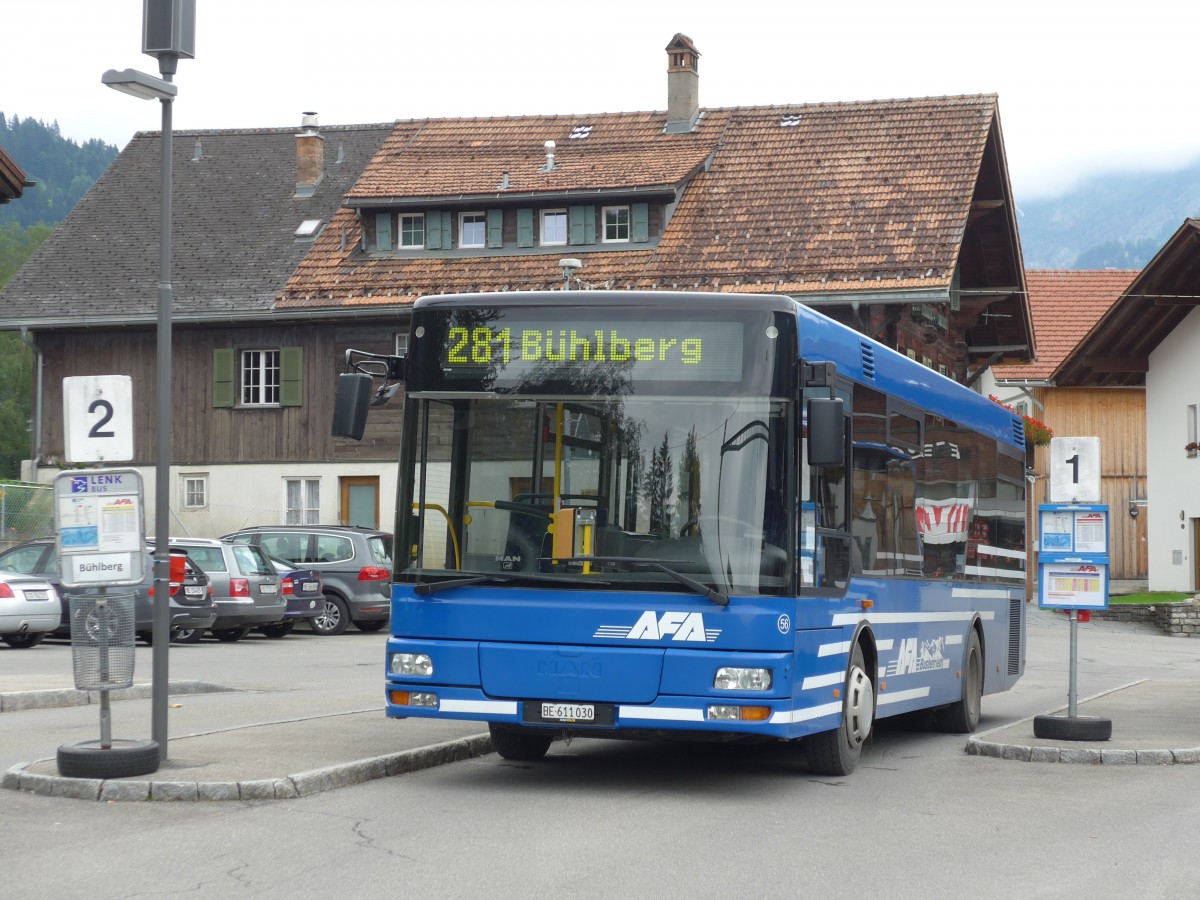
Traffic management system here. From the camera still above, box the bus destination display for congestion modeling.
[436,316,745,383]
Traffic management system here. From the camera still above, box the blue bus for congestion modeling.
[334,290,1027,775]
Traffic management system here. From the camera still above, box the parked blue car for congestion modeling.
[259,554,324,637]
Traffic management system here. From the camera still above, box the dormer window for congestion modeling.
[459,212,486,248]
[399,214,425,248]
[603,206,630,243]
[541,209,567,246]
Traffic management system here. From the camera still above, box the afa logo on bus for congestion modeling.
[593,610,721,643]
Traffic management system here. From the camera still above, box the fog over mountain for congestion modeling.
[1017,158,1200,270]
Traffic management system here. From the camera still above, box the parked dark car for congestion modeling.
[158,538,285,642]
[223,526,392,636]
[0,538,216,644]
[258,554,323,637]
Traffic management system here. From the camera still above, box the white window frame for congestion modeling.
[399,213,425,248]
[540,209,567,246]
[395,333,409,357]
[241,349,281,406]
[1188,404,1198,444]
[602,205,630,243]
[181,474,208,509]
[459,212,486,249]
[284,478,321,525]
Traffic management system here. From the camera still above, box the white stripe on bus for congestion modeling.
[618,706,705,723]
[440,699,518,715]
[831,611,996,626]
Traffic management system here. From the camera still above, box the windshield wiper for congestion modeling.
[412,571,610,595]
[558,556,730,607]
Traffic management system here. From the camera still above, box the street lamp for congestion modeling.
[102,0,194,764]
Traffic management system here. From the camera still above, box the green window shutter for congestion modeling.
[280,347,303,407]
[631,203,649,243]
[517,208,534,247]
[426,210,443,249]
[375,213,393,251]
[213,348,234,408]
[487,208,504,248]
[569,205,596,245]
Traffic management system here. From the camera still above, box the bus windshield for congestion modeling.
[399,395,792,596]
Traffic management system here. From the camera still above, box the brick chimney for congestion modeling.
[665,34,700,134]
[295,111,324,197]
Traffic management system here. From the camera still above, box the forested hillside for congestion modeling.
[0,113,117,227]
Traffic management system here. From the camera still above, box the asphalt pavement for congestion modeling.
[3,606,1199,802]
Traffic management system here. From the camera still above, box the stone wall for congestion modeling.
[1092,599,1200,636]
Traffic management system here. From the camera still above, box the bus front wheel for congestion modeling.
[805,642,874,776]
[489,724,553,761]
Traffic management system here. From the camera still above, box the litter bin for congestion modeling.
[68,592,136,691]
[57,591,159,779]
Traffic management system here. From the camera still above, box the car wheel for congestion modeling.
[57,739,160,779]
[171,627,204,644]
[2,632,47,649]
[258,621,295,638]
[353,619,387,633]
[310,594,349,636]
[212,626,251,643]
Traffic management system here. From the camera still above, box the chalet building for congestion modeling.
[985,270,1143,590]
[1053,221,1200,593]
[0,35,1031,537]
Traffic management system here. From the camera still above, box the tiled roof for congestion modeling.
[281,95,1000,308]
[0,124,392,327]
[347,112,718,199]
[992,270,1136,382]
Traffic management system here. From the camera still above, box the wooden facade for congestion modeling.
[1026,387,1147,582]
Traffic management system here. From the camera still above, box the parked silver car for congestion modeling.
[0,570,62,649]
[155,538,285,642]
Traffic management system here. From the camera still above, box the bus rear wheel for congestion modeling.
[489,724,553,761]
[934,629,983,733]
[806,642,874,776]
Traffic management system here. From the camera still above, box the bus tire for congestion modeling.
[1032,714,1113,742]
[934,629,983,733]
[805,642,874,776]
[489,724,553,761]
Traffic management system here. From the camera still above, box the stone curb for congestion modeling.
[0,681,232,713]
[1,733,495,802]
[965,679,1200,765]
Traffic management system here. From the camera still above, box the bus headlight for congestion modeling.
[714,667,772,691]
[390,652,433,677]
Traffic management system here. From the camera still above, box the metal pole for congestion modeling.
[150,65,174,762]
[1068,609,1078,718]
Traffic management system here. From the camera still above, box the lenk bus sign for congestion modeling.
[53,468,147,589]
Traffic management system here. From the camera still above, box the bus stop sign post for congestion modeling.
[1033,436,1113,742]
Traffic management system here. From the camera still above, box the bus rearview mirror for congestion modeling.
[807,398,844,467]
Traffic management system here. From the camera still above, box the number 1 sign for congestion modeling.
[1049,436,1101,503]
[64,376,134,464]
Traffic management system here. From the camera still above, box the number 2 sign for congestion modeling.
[64,376,134,463]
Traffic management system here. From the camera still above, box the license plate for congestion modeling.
[184,586,204,597]
[24,590,49,601]
[540,702,594,723]
[260,584,278,594]
[302,581,318,592]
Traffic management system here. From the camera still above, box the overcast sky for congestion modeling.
[3,0,1198,201]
